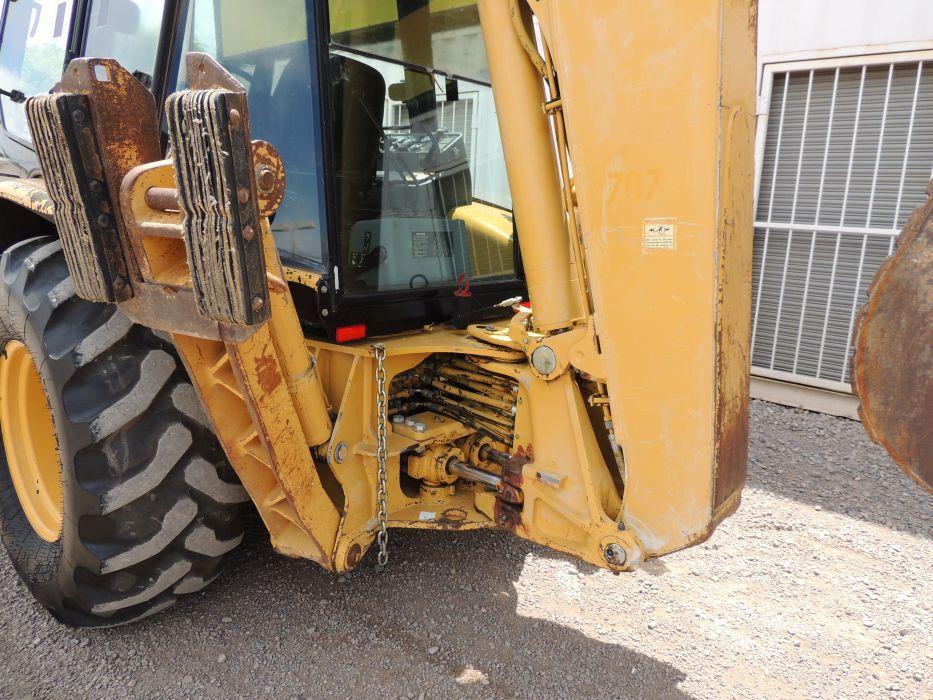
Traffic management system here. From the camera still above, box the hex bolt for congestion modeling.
[97,214,111,228]
[242,225,255,241]
[256,166,276,193]
[112,276,126,291]
[228,108,242,129]
[89,180,104,195]
[71,108,87,125]
[237,188,250,204]
[604,543,627,567]
[251,297,264,312]
[334,442,348,464]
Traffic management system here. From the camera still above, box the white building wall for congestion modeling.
[751,0,933,418]
[759,0,933,63]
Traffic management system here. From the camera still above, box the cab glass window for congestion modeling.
[83,0,166,84]
[330,0,490,83]
[327,0,516,296]
[174,0,327,268]
[0,0,74,141]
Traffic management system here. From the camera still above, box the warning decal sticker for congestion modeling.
[643,219,677,252]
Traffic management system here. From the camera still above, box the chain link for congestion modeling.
[373,343,389,569]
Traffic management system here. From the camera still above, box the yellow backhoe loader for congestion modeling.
[0,0,925,628]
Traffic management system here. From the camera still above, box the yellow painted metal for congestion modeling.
[262,244,332,449]
[118,155,340,561]
[170,223,339,562]
[91,0,756,575]
[451,202,516,280]
[0,341,62,542]
[0,178,55,221]
[525,0,756,555]
[483,357,636,568]
[406,443,462,485]
[392,411,468,443]
[477,0,584,332]
[308,333,632,571]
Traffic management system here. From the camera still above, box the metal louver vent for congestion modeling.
[753,58,933,389]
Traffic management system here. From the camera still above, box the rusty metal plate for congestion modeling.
[166,54,270,327]
[852,181,933,493]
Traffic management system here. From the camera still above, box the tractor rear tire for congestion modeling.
[0,236,248,627]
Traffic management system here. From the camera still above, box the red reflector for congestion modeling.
[335,324,367,343]
[518,301,532,312]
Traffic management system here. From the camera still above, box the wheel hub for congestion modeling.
[0,340,62,542]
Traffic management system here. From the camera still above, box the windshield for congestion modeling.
[171,1,516,289]
[174,0,328,267]
[327,0,516,295]
[84,0,166,85]
[0,0,74,141]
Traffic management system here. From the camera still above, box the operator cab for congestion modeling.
[170,0,525,339]
[0,0,524,339]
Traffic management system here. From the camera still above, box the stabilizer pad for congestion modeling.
[165,89,269,326]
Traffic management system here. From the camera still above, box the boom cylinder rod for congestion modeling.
[479,445,512,464]
[449,460,503,488]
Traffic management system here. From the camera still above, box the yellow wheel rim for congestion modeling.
[0,340,62,542]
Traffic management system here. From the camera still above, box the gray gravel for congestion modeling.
[0,399,930,699]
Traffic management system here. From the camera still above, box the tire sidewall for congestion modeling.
[0,239,100,614]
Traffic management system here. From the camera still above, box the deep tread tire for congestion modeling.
[0,237,247,627]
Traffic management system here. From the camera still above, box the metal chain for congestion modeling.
[373,343,389,569]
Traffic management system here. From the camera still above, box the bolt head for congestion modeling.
[257,166,276,193]
[604,543,627,567]
[334,442,348,464]
[228,108,242,129]
[242,225,255,241]
[251,296,264,311]
[531,346,558,375]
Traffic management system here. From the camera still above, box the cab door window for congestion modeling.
[83,0,167,85]
[173,0,328,268]
[327,1,517,295]
[0,0,74,141]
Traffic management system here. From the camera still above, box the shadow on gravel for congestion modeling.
[745,400,932,540]
[87,518,691,699]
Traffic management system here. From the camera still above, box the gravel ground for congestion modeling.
[0,399,930,699]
